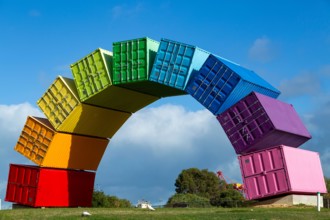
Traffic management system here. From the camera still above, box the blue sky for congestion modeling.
[1,0,330,208]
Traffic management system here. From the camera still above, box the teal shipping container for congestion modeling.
[149,38,210,93]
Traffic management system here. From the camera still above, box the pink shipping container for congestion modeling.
[217,92,311,154]
[239,145,327,200]
[5,164,95,207]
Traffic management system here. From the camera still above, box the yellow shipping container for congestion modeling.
[15,116,109,171]
[37,76,131,138]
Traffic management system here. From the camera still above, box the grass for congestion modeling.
[0,207,330,220]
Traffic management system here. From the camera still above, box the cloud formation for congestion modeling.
[97,104,238,204]
[248,36,276,62]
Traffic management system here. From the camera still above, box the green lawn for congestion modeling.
[0,207,330,220]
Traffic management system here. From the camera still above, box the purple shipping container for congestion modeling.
[217,92,311,154]
[239,145,327,200]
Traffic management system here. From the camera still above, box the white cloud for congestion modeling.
[248,36,276,62]
[114,104,220,154]
[0,103,43,134]
[111,3,144,19]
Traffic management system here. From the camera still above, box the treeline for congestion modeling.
[92,190,132,208]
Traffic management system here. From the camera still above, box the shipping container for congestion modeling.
[15,116,109,170]
[149,38,210,95]
[37,76,131,138]
[186,54,281,115]
[113,37,159,84]
[217,92,311,154]
[70,48,160,113]
[239,145,327,200]
[5,164,95,207]
[112,37,189,97]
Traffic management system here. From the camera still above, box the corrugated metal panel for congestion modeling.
[217,92,311,154]
[15,116,109,170]
[149,38,210,91]
[113,37,159,83]
[282,146,327,193]
[37,76,131,138]
[70,48,160,113]
[185,54,280,115]
[239,146,327,200]
[70,48,112,102]
[112,37,186,97]
[5,164,95,207]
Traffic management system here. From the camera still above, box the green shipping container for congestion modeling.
[113,37,186,97]
[70,48,160,113]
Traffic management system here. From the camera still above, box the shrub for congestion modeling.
[166,193,211,208]
[92,190,132,208]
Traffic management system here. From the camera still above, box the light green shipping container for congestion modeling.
[70,48,160,113]
[112,37,186,97]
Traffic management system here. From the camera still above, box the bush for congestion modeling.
[210,189,245,208]
[166,193,211,208]
[92,190,132,208]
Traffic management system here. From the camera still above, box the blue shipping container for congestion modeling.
[185,54,281,115]
[149,38,210,91]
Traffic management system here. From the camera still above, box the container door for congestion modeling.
[5,164,38,206]
[15,116,54,166]
[113,39,148,83]
[150,39,193,90]
[186,54,240,115]
[71,49,112,101]
[239,147,290,200]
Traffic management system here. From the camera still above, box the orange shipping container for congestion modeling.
[37,76,131,138]
[15,116,109,171]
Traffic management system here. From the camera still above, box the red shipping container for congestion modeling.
[5,164,95,207]
[217,92,311,154]
[239,145,327,200]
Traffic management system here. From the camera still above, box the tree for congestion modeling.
[92,190,110,207]
[174,168,221,199]
[324,177,330,198]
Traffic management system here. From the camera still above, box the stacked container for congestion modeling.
[216,92,311,154]
[239,145,327,200]
[14,116,109,170]
[5,37,327,206]
[5,164,95,207]
[185,54,281,115]
[197,56,327,200]
[112,37,176,97]
[149,38,210,96]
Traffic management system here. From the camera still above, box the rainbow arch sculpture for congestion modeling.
[5,37,327,207]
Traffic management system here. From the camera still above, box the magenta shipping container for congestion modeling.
[239,145,327,200]
[217,92,311,154]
